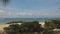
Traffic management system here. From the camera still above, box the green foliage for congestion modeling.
[4,21,44,34]
[7,21,38,24]
[51,20,60,28]
[4,24,21,34]
[4,20,60,34]
[43,20,60,34]
[7,21,23,24]
[44,21,55,30]
[43,30,56,34]
[44,19,60,30]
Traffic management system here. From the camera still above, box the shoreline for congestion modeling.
[0,24,9,31]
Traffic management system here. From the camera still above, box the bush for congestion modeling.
[4,21,44,34]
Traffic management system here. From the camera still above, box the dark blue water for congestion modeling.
[0,18,48,24]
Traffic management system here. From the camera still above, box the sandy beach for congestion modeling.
[0,23,22,31]
[0,24,9,31]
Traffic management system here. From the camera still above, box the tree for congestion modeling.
[4,21,44,34]
[4,24,20,34]
[51,20,60,28]
[44,21,55,30]
[43,20,60,34]
[19,21,44,34]
[0,0,10,6]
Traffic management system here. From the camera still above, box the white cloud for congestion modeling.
[16,12,32,16]
[0,9,60,18]
[0,9,33,18]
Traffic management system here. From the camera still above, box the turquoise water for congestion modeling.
[0,18,48,24]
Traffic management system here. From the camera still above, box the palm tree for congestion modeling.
[0,0,10,6]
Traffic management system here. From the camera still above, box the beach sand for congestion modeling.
[0,23,22,31]
[0,24,9,31]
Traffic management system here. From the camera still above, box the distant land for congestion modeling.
[0,17,60,24]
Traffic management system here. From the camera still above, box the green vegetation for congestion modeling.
[44,19,60,29]
[43,19,60,34]
[6,21,23,24]
[4,20,60,34]
[6,21,38,24]
[4,21,44,34]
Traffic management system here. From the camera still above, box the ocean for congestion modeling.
[0,18,48,24]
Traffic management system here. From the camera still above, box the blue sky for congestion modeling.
[0,0,60,18]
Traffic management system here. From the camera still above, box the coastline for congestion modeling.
[0,24,9,31]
